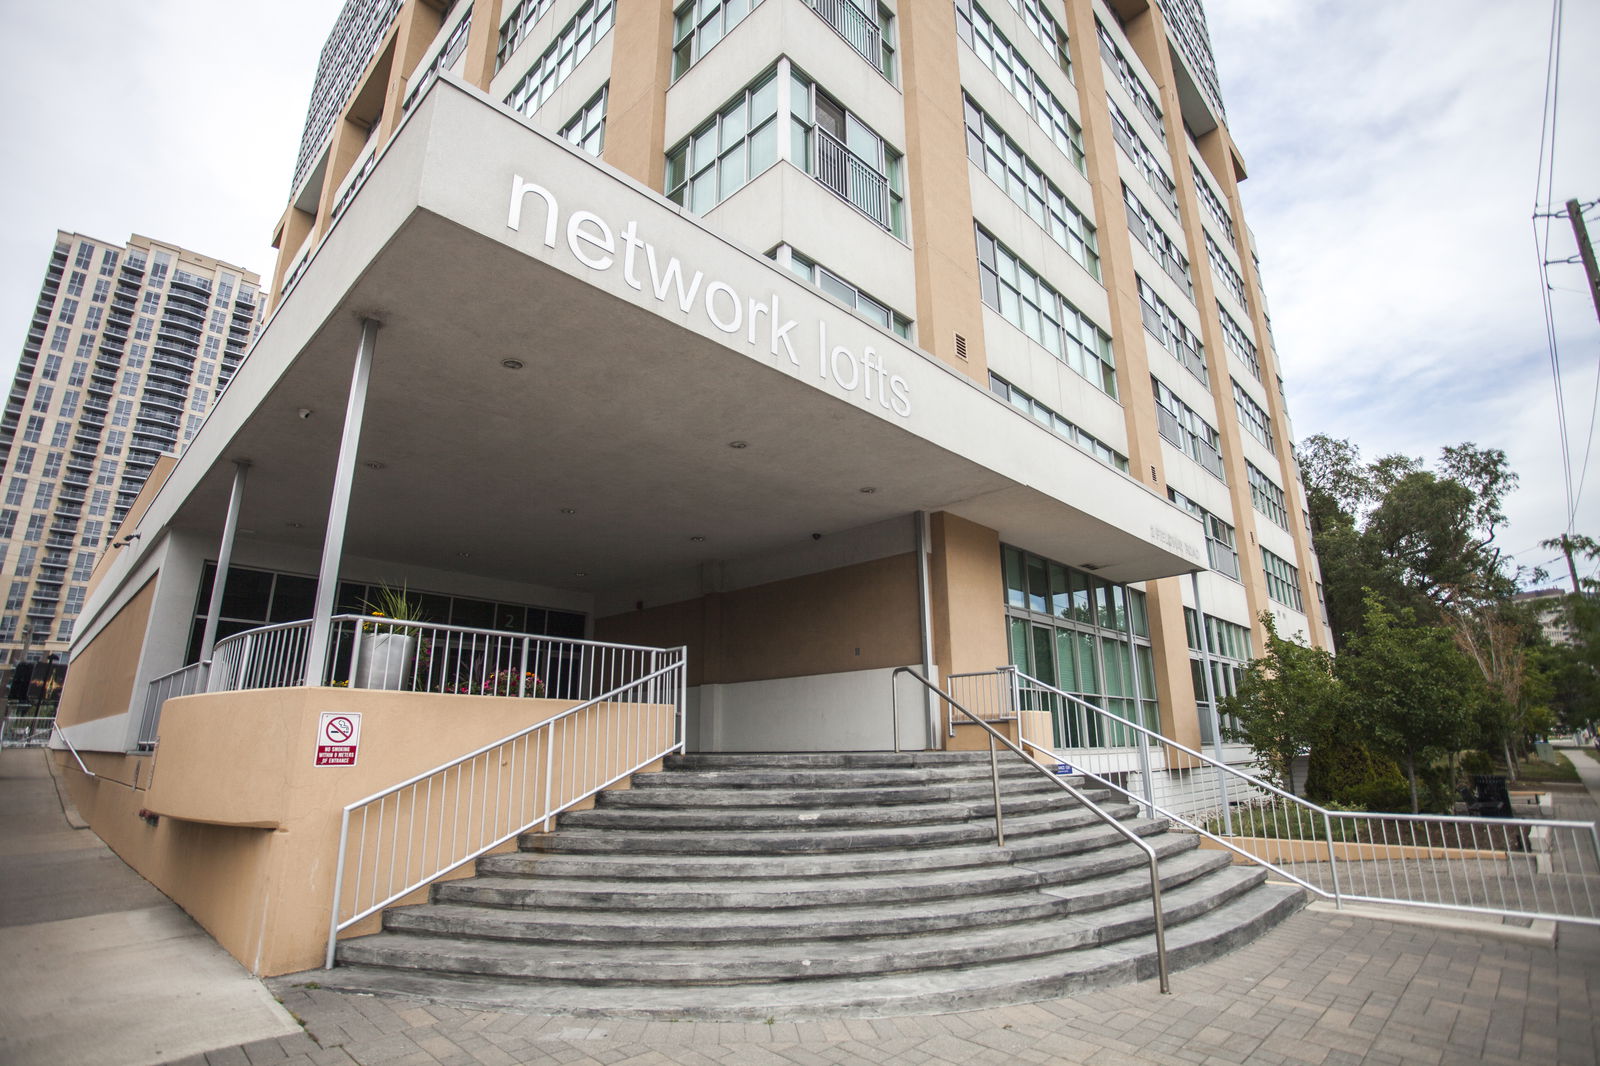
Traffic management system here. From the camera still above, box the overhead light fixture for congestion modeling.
[457,551,472,558]
[560,507,577,515]
[501,359,525,370]
[690,535,706,542]
[728,440,749,449]
[364,460,385,470]
[574,570,587,577]
[859,487,877,494]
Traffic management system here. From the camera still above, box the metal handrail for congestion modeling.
[326,649,688,967]
[48,723,96,779]
[1003,667,1600,926]
[891,667,1169,993]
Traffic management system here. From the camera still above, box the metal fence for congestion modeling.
[995,668,1600,926]
[1,712,56,748]
[807,0,881,71]
[813,127,890,230]
[326,648,687,966]
[137,662,210,749]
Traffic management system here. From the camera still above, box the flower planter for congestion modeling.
[355,632,416,691]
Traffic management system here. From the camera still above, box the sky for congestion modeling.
[0,0,1595,586]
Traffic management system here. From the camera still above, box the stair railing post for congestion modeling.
[1325,809,1343,909]
[989,732,1006,847]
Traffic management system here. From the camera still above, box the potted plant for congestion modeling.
[354,585,426,691]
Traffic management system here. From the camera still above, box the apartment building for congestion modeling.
[50,0,1332,975]
[0,233,260,668]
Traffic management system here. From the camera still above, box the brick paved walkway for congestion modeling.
[156,748,1600,1066]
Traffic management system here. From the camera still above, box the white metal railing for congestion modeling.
[138,617,685,748]
[895,667,1169,992]
[995,667,1600,927]
[2,714,57,748]
[807,0,881,71]
[326,647,687,966]
[137,662,210,748]
[812,127,891,231]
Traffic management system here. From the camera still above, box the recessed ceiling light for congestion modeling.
[690,535,705,542]
[560,507,577,515]
[501,359,524,370]
[457,551,472,558]
[364,460,385,470]
[574,571,587,577]
[728,440,749,449]
[859,487,877,494]
[285,521,304,528]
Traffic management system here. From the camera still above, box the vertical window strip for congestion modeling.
[976,224,1117,397]
[955,0,1085,174]
[1124,183,1190,295]
[1095,20,1163,141]
[1262,548,1303,610]
[1168,488,1239,579]
[1232,378,1274,453]
[1151,376,1225,480]
[1001,0,1072,75]
[1246,460,1289,529]
[963,95,1100,280]
[1193,163,1236,246]
[1136,277,1205,384]
[504,0,615,119]
[1216,300,1260,380]
[1108,102,1177,215]
[498,0,559,70]
[1206,232,1248,306]
[673,0,766,80]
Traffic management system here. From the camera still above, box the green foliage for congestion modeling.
[1510,754,1580,784]
[1459,750,1497,775]
[1338,592,1482,813]
[1220,613,1342,793]
[1303,739,1406,808]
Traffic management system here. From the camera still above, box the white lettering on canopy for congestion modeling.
[507,174,912,418]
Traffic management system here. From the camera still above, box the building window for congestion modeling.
[1096,20,1162,141]
[58,299,77,325]
[988,373,1129,473]
[72,553,95,582]
[30,387,51,414]
[1217,301,1260,380]
[14,547,36,577]
[559,84,608,157]
[1125,184,1190,296]
[31,481,53,509]
[56,619,73,641]
[497,0,557,70]
[58,392,78,419]
[92,278,111,304]
[956,0,1084,174]
[134,317,152,342]
[74,333,96,358]
[1247,461,1289,529]
[1108,101,1177,216]
[23,513,46,542]
[99,249,119,276]
[96,460,117,487]
[1194,164,1236,246]
[49,423,70,449]
[504,0,615,119]
[63,586,85,617]
[963,95,1099,280]
[49,326,69,353]
[120,372,140,397]
[1001,0,1071,73]
[802,0,896,80]
[4,583,25,611]
[22,417,43,444]
[11,448,34,475]
[1185,608,1251,745]
[976,225,1117,396]
[1137,276,1205,383]
[89,490,110,517]
[791,72,905,235]
[1002,545,1159,744]
[0,511,16,539]
[1233,378,1274,453]
[1207,233,1247,307]
[667,69,779,214]
[66,271,85,298]
[773,246,911,338]
[40,452,62,480]
[672,0,764,79]
[126,344,146,369]
[67,361,86,387]
[1262,548,1303,610]
[81,521,102,547]
[74,243,94,269]
[1168,488,1240,579]
[1151,376,1225,480]
[40,355,61,382]
[141,292,160,315]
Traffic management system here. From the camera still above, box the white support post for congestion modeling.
[199,460,250,665]
[304,318,379,687]
[915,510,937,751]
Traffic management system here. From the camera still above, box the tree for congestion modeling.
[1220,614,1342,793]
[1339,593,1482,813]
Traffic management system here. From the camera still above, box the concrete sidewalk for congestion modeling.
[0,749,302,1066]
[6,746,1599,1065]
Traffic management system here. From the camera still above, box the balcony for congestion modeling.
[811,127,893,233]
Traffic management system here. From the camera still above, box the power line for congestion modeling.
[1531,0,1575,531]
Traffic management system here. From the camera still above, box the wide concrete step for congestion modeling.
[439,833,1207,914]
[323,883,1307,1018]
[664,752,1029,770]
[560,785,1107,831]
[633,763,1051,790]
[477,817,1170,882]
[521,801,1143,856]
[398,837,1213,945]
[344,863,1266,982]
[599,774,1082,809]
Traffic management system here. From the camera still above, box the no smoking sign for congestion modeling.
[316,711,362,767]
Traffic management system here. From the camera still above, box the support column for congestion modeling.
[304,318,379,686]
[199,460,250,663]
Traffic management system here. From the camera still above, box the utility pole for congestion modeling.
[1560,533,1582,594]
[1568,199,1600,329]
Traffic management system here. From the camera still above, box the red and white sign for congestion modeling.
[316,712,361,767]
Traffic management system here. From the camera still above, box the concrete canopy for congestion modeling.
[109,75,1202,613]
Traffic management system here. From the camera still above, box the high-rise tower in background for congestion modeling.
[0,233,260,666]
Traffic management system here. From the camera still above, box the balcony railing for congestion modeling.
[806,0,884,76]
[812,127,891,232]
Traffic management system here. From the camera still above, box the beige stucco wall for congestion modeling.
[56,576,157,728]
[595,552,921,686]
[59,685,671,976]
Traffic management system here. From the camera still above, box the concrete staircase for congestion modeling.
[318,752,1305,1018]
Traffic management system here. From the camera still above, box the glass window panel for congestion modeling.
[1048,562,1069,619]
[1030,625,1055,687]
[1054,627,1077,691]
[1026,554,1049,614]
[1003,546,1027,609]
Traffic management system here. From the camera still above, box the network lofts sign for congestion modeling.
[507,175,912,418]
